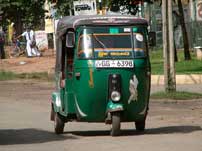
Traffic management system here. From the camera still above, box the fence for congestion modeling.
[149,4,202,50]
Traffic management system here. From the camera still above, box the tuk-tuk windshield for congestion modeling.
[77,26,147,59]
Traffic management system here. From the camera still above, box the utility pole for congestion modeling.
[162,0,176,92]
[168,0,176,91]
[162,0,169,92]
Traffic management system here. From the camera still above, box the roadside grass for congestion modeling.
[0,70,16,81]
[1,49,202,80]
[0,70,53,81]
[151,91,202,100]
[150,49,202,74]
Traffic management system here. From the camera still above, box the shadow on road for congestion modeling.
[0,128,78,145]
[66,130,110,136]
[145,125,202,135]
[67,125,202,137]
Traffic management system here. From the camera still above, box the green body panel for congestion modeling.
[64,76,76,114]
[76,59,148,121]
[73,60,108,121]
[52,58,150,122]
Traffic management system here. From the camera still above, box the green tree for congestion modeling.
[0,0,45,34]
[174,0,191,60]
[109,0,153,15]
[154,0,191,61]
[48,0,73,17]
[50,0,153,17]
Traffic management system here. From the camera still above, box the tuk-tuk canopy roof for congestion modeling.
[56,15,148,37]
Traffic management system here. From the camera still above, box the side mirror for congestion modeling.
[148,31,156,47]
[66,31,75,48]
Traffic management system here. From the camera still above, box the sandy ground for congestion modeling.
[0,55,55,74]
[0,80,202,151]
[0,47,55,74]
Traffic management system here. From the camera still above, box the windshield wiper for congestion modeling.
[92,34,120,59]
[92,33,107,50]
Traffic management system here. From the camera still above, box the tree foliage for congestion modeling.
[109,0,153,15]
[153,0,191,60]
[0,0,45,34]
[174,0,191,60]
[48,0,73,17]
[49,0,111,17]
[49,0,154,17]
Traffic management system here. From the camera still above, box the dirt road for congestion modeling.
[0,80,202,151]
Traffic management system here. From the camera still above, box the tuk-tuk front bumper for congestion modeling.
[106,100,124,113]
[105,100,124,124]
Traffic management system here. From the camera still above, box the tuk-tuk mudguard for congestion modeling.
[106,100,124,113]
[51,92,64,115]
[51,92,60,112]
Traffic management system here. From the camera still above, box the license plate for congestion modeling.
[95,60,134,68]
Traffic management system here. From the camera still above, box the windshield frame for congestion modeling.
[76,26,148,60]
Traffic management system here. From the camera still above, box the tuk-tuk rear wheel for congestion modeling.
[110,112,121,136]
[54,113,65,134]
[135,120,145,132]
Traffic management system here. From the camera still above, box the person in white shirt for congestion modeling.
[17,27,41,57]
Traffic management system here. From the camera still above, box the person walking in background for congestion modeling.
[8,21,14,44]
[17,26,41,58]
[11,32,23,57]
[0,27,5,59]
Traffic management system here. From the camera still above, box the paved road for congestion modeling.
[0,80,202,151]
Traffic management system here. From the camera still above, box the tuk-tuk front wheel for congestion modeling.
[54,113,65,134]
[110,112,121,136]
[135,120,145,132]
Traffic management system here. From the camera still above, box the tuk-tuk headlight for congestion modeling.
[111,91,121,102]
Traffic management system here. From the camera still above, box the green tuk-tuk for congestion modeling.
[51,15,154,136]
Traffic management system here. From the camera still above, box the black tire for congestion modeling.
[50,104,55,121]
[54,113,65,134]
[135,120,145,132]
[110,112,121,136]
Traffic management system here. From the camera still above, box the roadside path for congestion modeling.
[151,84,202,94]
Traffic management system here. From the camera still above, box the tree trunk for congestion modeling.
[15,11,23,35]
[174,41,178,62]
[177,0,191,60]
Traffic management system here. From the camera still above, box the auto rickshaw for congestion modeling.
[51,15,155,136]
